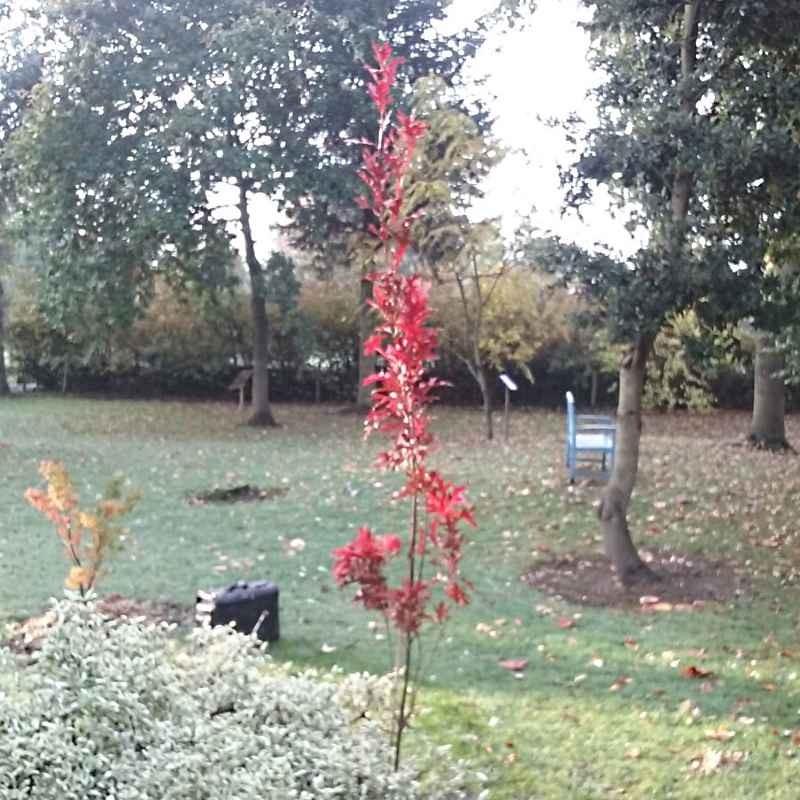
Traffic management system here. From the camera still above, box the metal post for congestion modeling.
[499,373,517,443]
[504,385,510,442]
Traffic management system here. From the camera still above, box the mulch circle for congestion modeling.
[3,594,194,655]
[95,594,194,625]
[526,550,750,611]
[187,484,289,505]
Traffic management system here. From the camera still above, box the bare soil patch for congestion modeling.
[526,550,750,611]
[95,594,194,625]
[4,594,193,655]
[187,484,289,505]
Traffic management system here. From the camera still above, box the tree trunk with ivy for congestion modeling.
[750,345,787,449]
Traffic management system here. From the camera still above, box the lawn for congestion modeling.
[2,396,800,798]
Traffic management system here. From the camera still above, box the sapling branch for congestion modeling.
[332,41,474,770]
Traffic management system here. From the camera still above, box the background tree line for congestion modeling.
[3,253,778,415]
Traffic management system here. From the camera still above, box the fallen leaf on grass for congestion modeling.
[609,675,632,692]
[639,595,661,606]
[689,749,747,775]
[690,750,723,775]
[641,600,675,613]
[651,602,674,612]
[498,659,528,672]
[320,643,337,654]
[705,727,736,742]
[623,637,639,651]
[557,617,575,629]
[625,747,641,760]
[476,622,499,638]
[677,699,701,720]
[682,665,715,679]
[283,537,306,556]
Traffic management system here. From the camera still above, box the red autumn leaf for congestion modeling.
[557,617,576,629]
[498,659,529,672]
[682,665,715,679]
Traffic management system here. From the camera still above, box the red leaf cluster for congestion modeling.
[332,527,401,611]
[332,42,473,638]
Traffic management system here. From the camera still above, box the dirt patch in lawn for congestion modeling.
[526,550,750,611]
[3,594,193,655]
[187,484,288,505]
[95,594,194,625]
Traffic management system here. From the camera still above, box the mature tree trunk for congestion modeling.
[598,336,656,585]
[239,182,278,428]
[0,278,10,396]
[750,345,787,449]
[475,364,493,441]
[671,0,701,223]
[590,369,599,409]
[598,0,702,586]
[356,275,376,408]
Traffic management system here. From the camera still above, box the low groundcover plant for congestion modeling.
[0,601,431,799]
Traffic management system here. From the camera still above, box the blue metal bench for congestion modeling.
[565,391,616,482]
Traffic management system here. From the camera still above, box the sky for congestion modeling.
[447,0,636,256]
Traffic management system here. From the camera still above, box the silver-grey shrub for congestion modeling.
[0,601,421,799]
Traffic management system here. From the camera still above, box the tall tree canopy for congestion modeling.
[554,0,800,584]
[3,0,508,421]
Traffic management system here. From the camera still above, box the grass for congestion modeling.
[3,395,800,798]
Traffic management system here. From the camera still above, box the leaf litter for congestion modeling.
[526,550,749,610]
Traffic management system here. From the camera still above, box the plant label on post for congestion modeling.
[499,374,517,442]
[499,374,518,393]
